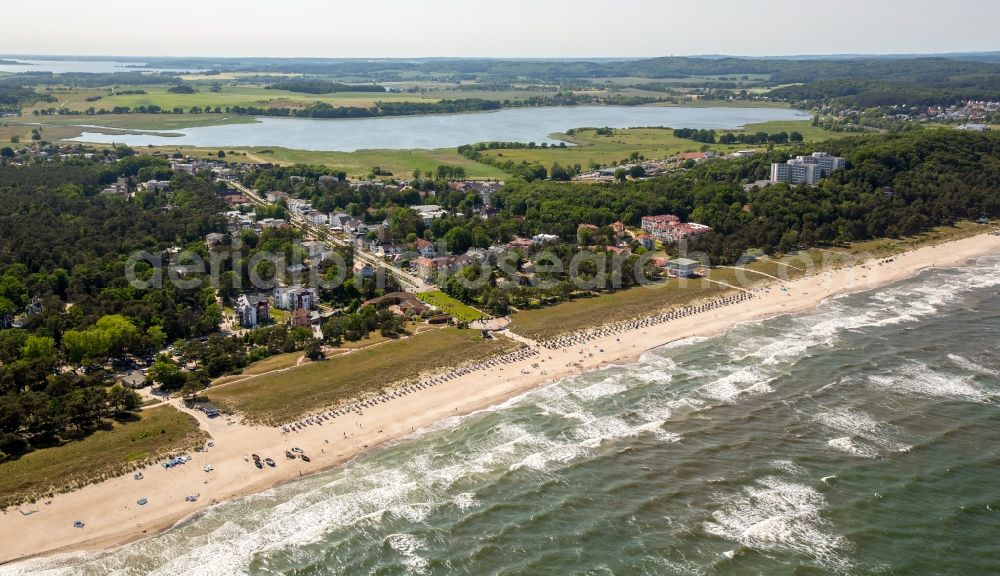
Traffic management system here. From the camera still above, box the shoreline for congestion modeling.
[2,231,999,566]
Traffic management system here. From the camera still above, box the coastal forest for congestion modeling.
[1,129,999,461]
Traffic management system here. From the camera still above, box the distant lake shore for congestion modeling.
[68,105,808,152]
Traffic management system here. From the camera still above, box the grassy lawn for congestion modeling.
[739,119,832,142]
[128,144,506,179]
[269,308,291,323]
[0,406,206,509]
[242,351,304,374]
[210,351,305,386]
[473,120,834,169]
[209,328,519,424]
[417,290,485,322]
[1,114,253,143]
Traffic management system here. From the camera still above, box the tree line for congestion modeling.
[266,80,387,94]
[0,158,232,459]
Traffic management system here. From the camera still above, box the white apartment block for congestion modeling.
[770,152,845,185]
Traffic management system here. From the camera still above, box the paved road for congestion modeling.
[229,180,433,293]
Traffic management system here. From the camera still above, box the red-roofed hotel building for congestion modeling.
[640,215,713,242]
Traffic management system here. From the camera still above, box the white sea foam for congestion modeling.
[654,336,709,351]
[386,533,429,574]
[815,407,908,457]
[770,459,806,475]
[815,408,885,436]
[867,362,986,402]
[453,492,478,511]
[512,443,590,471]
[572,379,628,401]
[698,368,774,402]
[704,476,851,571]
[947,354,1000,378]
[826,436,881,458]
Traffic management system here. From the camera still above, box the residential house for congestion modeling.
[677,152,708,162]
[415,255,475,282]
[223,194,250,207]
[632,232,655,250]
[415,238,437,258]
[290,307,311,328]
[304,211,330,226]
[225,210,254,233]
[257,218,289,230]
[505,237,536,252]
[236,294,270,328]
[410,204,447,224]
[413,257,438,281]
[143,180,171,192]
[273,286,317,311]
[345,218,368,238]
[611,221,626,239]
[301,240,331,261]
[266,190,289,203]
[374,243,405,258]
[328,212,352,232]
[353,261,376,278]
[465,247,488,263]
[532,233,561,244]
[605,245,631,257]
[205,233,226,248]
[287,199,312,215]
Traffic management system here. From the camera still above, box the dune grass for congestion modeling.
[509,221,997,340]
[509,277,730,341]
[0,406,206,509]
[209,327,519,424]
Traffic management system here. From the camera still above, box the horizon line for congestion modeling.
[3,50,1000,62]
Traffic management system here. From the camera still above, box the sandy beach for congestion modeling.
[2,231,999,565]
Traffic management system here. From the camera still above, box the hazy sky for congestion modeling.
[5,0,999,59]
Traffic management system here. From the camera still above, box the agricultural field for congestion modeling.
[0,406,206,509]
[24,84,440,115]
[209,327,519,424]
[23,82,670,118]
